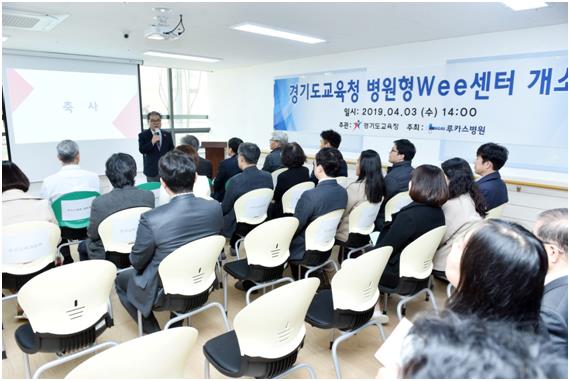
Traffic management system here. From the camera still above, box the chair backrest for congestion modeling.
[234,188,274,225]
[281,181,315,214]
[348,201,382,235]
[98,207,151,253]
[244,217,299,268]
[399,226,447,279]
[271,168,288,188]
[305,209,344,252]
[234,278,319,359]
[65,327,198,379]
[136,182,161,206]
[331,247,393,311]
[485,203,505,219]
[17,260,116,335]
[2,222,61,274]
[51,191,100,229]
[384,191,412,222]
[335,176,349,188]
[158,235,226,296]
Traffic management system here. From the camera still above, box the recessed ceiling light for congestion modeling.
[232,23,325,44]
[503,1,548,11]
[144,51,221,63]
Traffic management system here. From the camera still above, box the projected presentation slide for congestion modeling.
[6,68,140,144]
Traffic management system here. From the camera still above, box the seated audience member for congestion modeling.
[397,312,567,379]
[41,139,100,203]
[3,161,56,226]
[221,142,273,245]
[174,144,212,199]
[212,137,243,202]
[115,151,223,334]
[77,153,155,261]
[262,131,288,173]
[446,219,547,332]
[534,208,568,357]
[310,130,348,183]
[181,134,213,179]
[290,147,348,264]
[432,158,485,277]
[41,139,100,264]
[474,142,509,211]
[336,149,384,246]
[271,142,310,218]
[375,165,447,288]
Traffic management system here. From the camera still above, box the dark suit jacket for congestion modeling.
[212,155,242,202]
[310,158,348,184]
[290,179,348,260]
[375,160,414,229]
[375,201,445,273]
[126,194,223,317]
[86,186,155,260]
[262,148,284,173]
[272,166,311,218]
[477,171,508,210]
[222,166,273,237]
[138,129,175,177]
[198,156,213,179]
[540,276,568,357]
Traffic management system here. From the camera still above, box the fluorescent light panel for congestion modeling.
[503,1,548,11]
[144,51,220,63]
[232,23,325,44]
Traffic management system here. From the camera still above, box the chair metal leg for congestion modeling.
[23,353,31,379]
[164,302,231,332]
[304,259,338,279]
[116,266,133,274]
[346,243,372,259]
[246,277,294,305]
[446,283,454,298]
[234,237,244,259]
[274,363,317,379]
[382,292,388,314]
[223,272,228,313]
[137,310,143,337]
[204,357,211,378]
[396,288,438,321]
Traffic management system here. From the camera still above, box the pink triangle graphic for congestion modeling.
[7,69,34,112]
[113,95,140,138]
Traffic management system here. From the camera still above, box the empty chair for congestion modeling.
[338,201,382,261]
[136,235,230,337]
[136,182,161,206]
[97,207,151,271]
[289,209,344,279]
[485,203,505,219]
[203,278,320,379]
[281,181,315,215]
[15,260,117,379]
[232,188,274,257]
[379,226,447,320]
[305,247,393,378]
[65,327,198,379]
[384,191,412,222]
[271,167,288,188]
[223,217,299,307]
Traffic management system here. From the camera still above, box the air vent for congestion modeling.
[3,8,69,31]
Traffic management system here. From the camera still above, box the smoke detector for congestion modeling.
[2,8,69,31]
[144,9,185,40]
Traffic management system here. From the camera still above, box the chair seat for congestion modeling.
[305,289,335,329]
[203,330,244,378]
[289,249,332,267]
[379,276,430,296]
[15,323,40,354]
[223,259,251,280]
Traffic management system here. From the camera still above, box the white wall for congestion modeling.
[209,24,568,186]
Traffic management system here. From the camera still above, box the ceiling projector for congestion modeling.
[145,14,185,40]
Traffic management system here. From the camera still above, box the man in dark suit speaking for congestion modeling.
[115,150,223,333]
[138,111,174,182]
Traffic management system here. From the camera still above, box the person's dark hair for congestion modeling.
[105,153,137,189]
[447,219,548,330]
[409,165,448,207]
[237,142,261,165]
[2,161,30,192]
[476,142,509,171]
[158,150,196,193]
[535,208,568,255]
[147,111,162,121]
[228,137,243,154]
[320,130,342,148]
[180,135,200,150]
[401,311,567,379]
[315,147,342,177]
[356,150,384,203]
[441,157,486,217]
[393,139,416,161]
[281,142,307,168]
[175,144,200,167]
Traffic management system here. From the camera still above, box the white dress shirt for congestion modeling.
[41,164,101,203]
